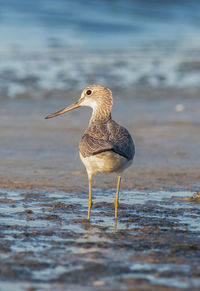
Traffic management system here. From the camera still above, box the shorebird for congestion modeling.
[45,84,135,220]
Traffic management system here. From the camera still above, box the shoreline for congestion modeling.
[0,164,199,193]
[0,91,200,291]
[0,94,199,193]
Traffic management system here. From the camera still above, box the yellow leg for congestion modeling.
[114,176,121,219]
[88,175,92,220]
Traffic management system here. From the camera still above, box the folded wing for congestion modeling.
[79,134,114,158]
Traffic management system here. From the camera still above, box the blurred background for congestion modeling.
[0,0,200,190]
[0,0,200,98]
[0,3,200,289]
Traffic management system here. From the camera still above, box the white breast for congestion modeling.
[79,151,133,177]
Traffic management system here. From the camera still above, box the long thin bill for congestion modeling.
[45,101,80,119]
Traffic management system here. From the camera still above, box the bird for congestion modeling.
[45,84,135,220]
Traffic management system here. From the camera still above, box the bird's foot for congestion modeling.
[114,219,118,231]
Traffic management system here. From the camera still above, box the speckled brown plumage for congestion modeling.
[79,119,135,160]
[45,84,135,220]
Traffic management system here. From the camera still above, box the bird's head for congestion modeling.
[45,84,113,121]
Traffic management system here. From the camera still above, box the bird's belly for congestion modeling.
[79,151,132,176]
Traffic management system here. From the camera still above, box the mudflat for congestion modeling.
[0,89,200,291]
[0,89,199,191]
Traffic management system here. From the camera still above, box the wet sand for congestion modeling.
[0,89,200,191]
[0,89,200,290]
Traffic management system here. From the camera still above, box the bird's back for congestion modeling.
[79,118,135,161]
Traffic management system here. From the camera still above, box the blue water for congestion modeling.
[1,0,200,97]
[1,0,200,49]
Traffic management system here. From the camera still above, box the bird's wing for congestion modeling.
[79,120,135,160]
[79,134,114,158]
[112,129,135,160]
[108,120,135,161]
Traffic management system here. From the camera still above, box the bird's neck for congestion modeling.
[90,107,112,124]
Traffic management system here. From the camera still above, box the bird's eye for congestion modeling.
[86,89,92,95]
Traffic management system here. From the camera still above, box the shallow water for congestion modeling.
[0,187,200,290]
[1,0,200,49]
[1,0,200,97]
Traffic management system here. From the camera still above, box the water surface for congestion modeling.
[0,187,200,290]
[1,0,200,97]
